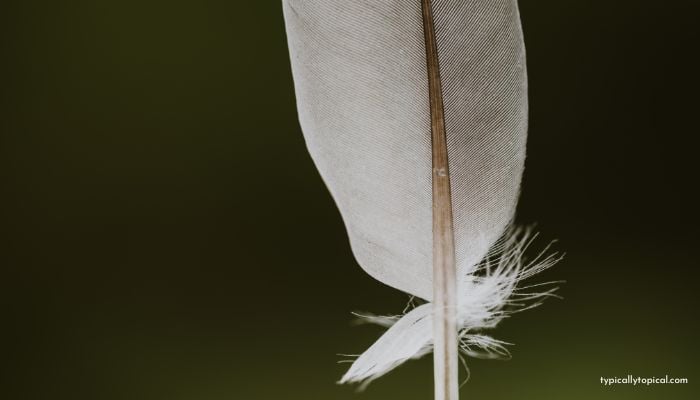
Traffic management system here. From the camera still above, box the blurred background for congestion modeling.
[2,1,698,399]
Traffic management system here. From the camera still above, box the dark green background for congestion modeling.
[2,1,698,399]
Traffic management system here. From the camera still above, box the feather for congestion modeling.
[282,0,560,397]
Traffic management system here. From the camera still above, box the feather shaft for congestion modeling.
[421,0,459,399]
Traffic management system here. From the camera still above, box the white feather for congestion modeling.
[282,0,561,391]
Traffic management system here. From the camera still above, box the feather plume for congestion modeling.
[282,0,561,396]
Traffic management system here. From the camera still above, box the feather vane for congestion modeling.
[282,0,561,394]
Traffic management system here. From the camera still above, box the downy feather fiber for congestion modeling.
[283,0,559,386]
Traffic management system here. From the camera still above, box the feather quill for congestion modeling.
[282,0,560,398]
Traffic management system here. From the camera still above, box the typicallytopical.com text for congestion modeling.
[600,375,688,386]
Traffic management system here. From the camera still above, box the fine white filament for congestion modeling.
[339,227,561,387]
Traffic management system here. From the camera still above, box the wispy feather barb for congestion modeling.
[339,227,562,387]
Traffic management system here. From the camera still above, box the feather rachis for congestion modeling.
[421,0,459,398]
